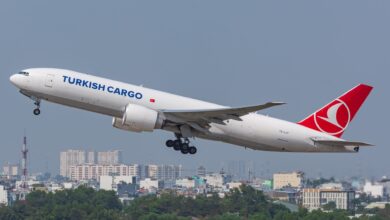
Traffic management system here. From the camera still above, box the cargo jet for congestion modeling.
[10,68,373,155]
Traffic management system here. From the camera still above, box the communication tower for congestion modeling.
[17,134,29,200]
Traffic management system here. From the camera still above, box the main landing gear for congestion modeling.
[165,134,197,155]
[33,99,41,116]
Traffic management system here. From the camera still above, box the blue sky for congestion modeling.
[1,1,389,178]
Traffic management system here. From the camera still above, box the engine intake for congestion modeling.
[112,104,163,132]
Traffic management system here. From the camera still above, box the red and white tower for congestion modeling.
[21,135,28,190]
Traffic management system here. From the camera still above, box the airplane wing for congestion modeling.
[312,140,373,147]
[161,102,285,129]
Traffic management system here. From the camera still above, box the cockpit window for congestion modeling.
[18,71,29,76]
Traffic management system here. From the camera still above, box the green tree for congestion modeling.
[223,185,273,217]
[322,201,337,211]
[376,204,390,220]
[11,187,122,220]
[6,185,388,220]
[0,206,23,220]
[208,213,241,220]
[248,213,270,220]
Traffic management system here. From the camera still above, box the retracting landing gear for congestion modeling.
[33,99,41,116]
[165,134,197,155]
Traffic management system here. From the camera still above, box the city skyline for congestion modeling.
[1,1,389,178]
[0,143,383,180]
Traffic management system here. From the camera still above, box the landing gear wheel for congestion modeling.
[189,146,197,155]
[181,148,189,154]
[168,134,198,154]
[181,143,189,151]
[33,108,41,116]
[32,98,41,116]
[165,140,174,147]
[173,145,181,151]
[173,140,181,151]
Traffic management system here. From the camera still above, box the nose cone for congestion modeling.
[10,74,17,85]
[9,74,22,88]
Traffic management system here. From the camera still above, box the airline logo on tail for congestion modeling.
[299,84,373,137]
[314,99,351,135]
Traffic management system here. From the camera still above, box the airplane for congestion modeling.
[10,68,373,155]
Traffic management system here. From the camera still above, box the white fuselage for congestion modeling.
[10,68,354,153]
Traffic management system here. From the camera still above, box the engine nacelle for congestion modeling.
[112,104,163,132]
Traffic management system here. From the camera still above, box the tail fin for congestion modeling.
[298,84,373,137]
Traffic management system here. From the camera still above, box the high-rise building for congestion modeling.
[225,160,254,180]
[238,161,246,180]
[205,173,226,188]
[145,164,158,179]
[157,165,182,181]
[138,164,146,179]
[273,171,304,190]
[227,161,238,179]
[87,151,96,164]
[0,185,8,206]
[128,164,141,179]
[60,150,86,177]
[60,149,124,177]
[302,188,355,211]
[363,182,384,198]
[97,150,122,165]
[197,166,206,177]
[69,164,140,181]
[2,163,19,177]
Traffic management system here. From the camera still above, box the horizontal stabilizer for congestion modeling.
[312,139,373,147]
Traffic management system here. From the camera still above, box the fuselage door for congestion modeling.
[45,74,55,88]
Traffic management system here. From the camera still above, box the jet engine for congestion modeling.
[112,104,163,132]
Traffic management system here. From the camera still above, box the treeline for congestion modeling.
[0,187,122,220]
[0,185,389,220]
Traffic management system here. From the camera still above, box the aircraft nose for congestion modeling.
[10,74,21,87]
[10,74,16,84]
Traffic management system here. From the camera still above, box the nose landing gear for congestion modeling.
[33,99,41,116]
[165,134,197,155]
[33,108,41,115]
